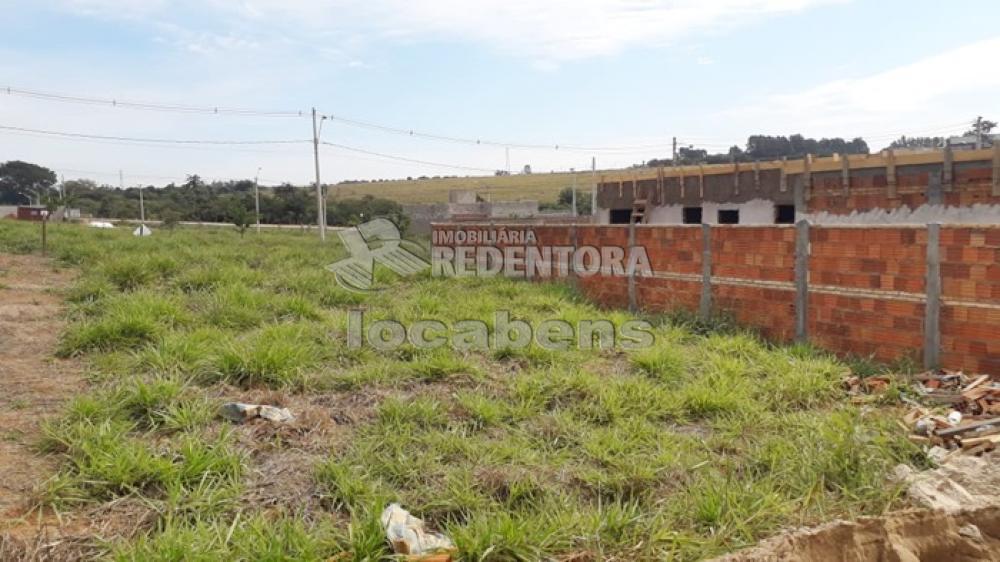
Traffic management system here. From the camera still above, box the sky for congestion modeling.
[1,0,999,188]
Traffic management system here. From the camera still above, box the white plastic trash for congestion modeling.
[220,402,293,424]
[380,503,455,555]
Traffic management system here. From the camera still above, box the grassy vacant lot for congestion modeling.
[335,171,595,204]
[0,220,923,561]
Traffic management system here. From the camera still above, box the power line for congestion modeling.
[4,84,678,152]
[321,141,497,173]
[53,166,285,186]
[2,86,304,117]
[0,122,505,174]
[0,124,310,146]
[3,84,988,156]
[323,113,678,153]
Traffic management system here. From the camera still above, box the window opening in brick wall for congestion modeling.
[609,209,631,224]
[775,205,796,224]
[718,209,740,224]
[682,207,703,224]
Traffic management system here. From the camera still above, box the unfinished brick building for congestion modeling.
[595,147,1000,226]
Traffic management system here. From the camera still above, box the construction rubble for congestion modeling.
[844,369,1000,457]
[220,402,295,424]
[380,503,456,561]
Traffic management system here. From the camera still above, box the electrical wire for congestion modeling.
[2,86,304,117]
[4,84,679,152]
[3,85,986,156]
[0,124,310,146]
[53,166,285,186]
[321,141,497,173]
[323,113,680,153]
[0,122,502,175]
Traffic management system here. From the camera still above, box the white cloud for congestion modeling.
[722,36,1000,144]
[365,0,842,61]
[51,0,843,63]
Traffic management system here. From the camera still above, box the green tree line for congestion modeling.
[0,162,408,230]
[645,134,871,167]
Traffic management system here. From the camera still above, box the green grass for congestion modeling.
[334,170,594,204]
[0,219,925,560]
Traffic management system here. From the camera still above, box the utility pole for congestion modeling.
[41,210,48,256]
[570,168,577,217]
[312,107,326,241]
[672,137,678,167]
[59,174,65,221]
[505,146,511,175]
[975,116,984,150]
[254,167,262,235]
[590,156,597,217]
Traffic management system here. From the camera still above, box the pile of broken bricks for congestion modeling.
[844,370,1000,458]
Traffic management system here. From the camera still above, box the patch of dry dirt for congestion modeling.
[713,507,1000,562]
[0,255,82,515]
[0,254,85,531]
[714,453,1000,562]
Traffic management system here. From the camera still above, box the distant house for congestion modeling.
[12,206,81,221]
[945,134,999,150]
[16,206,46,221]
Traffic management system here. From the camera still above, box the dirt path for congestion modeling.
[0,254,84,525]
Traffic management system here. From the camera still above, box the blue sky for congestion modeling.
[2,0,999,187]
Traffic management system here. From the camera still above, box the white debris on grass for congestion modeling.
[380,503,455,556]
[220,402,293,424]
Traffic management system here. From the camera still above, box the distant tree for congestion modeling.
[677,146,709,165]
[326,195,409,232]
[888,136,944,150]
[964,116,998,136]
[522,164,532,175]
[271,183,313,225]
[63,178,98,192]
[160,209,181,234]
[555,186,592,215]
[229,203,253,238]
[645,135,868,167]
[0,161,57,205]
[744,135,868,160]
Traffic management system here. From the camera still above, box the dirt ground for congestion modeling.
[1,252,998,561]
[713,452,1000,562]
[713,506,1000,562]
[0,254,85,532]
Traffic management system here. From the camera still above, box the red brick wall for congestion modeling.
[633,226,703,312]
[940,227,1000,374]
[577,226,631,308]
[808,168,1000,215]
[430,223,1000,375]
[710,227,797,341]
